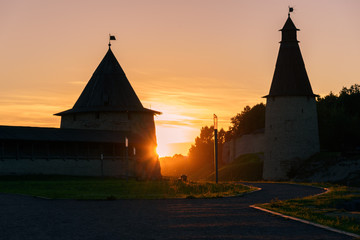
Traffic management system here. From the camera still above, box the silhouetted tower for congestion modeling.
[263,12,320,180]
[55,43,161,179]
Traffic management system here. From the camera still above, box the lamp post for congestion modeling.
[100,153,104,177]
[125,137,128,181]
[214,114,218,183]
[133,146,136,178]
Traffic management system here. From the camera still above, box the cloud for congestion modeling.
[139,75,265,133]
[0,91,68,127]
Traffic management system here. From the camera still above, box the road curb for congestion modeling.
[223,186,262,198]
[250,204,360,239]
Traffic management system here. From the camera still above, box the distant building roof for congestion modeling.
[0,125,140,144]
[264,15,316,98]
[55,47,160,116]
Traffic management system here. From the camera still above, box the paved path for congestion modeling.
[0,183,355,240]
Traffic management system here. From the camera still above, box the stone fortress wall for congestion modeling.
[222,131,265,164]
[61,112,156,138]
[0,157,134,177]
[263,96,320,180]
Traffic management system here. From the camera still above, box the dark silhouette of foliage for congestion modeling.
[187,126,226,178]
[227,103,265,140]
[317,84,360,151]
[160,154,189,177]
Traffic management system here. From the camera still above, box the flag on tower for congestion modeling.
[110,35,116,41]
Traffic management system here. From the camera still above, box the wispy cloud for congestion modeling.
[139,75,264,131]
[0,91,69,128]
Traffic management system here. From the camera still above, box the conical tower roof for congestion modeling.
[55,47,160,115]
[265,15,316,98]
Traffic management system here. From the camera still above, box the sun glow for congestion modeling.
[155,114,199,157]
[156,144,171,158]
[155,124,191,157]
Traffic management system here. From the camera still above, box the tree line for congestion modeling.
[317,84,360,151]
[161,84,360,178]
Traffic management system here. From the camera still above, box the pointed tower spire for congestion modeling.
[264,14,316,98]
[55,47,160,116]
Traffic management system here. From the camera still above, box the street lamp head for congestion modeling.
[213,114,218,130]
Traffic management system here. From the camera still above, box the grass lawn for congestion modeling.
[257,184,360,235]
[0,175,254,200]
[207,153,263,181]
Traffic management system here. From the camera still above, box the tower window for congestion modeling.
[73,114,76,121]
[96,113,100,119]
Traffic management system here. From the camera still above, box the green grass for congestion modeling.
[257,184,360,234]
[0,175,254,200]
[208,153,263,181]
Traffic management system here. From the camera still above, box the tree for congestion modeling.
[187,126,226,178]
[227,103,265,140]
[317,84,360,151]
[160,154,189,177]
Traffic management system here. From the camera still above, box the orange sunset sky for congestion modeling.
[1,1,360,157]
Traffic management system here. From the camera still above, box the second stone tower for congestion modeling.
[263,13,320,180]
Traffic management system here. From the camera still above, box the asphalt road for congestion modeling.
[0,183,355,240]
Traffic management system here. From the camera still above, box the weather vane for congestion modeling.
[108,34,116,47]
[288,6,294,17]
